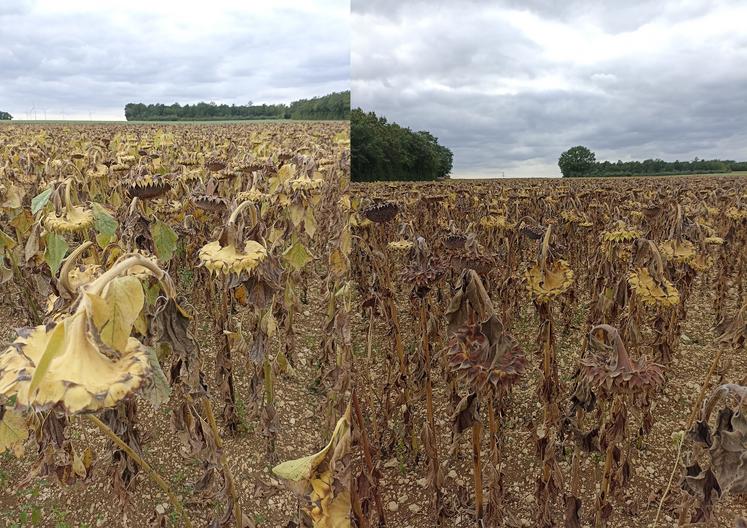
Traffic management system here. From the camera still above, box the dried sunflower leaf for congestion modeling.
[0,407,28,457]
[94,276,145,353]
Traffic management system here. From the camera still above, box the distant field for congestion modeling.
[1,119,344,125]
[561,170,747,180]
[442,171,747,181]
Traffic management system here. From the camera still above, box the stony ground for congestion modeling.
[0,277,336,528]
[352,278,747,528]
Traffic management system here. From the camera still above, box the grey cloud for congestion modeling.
[353,0,747,177]
[0,2,349,120]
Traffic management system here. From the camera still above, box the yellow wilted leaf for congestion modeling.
[97,276,145,353]
[272,439,332,482]
[283,241,314,271]
[275,350,289,374]
[72,450,86,477]
[304,208,317,239]
[329,249,348,276]
[133,309,147,336]
[0,408,28,457]
[261,311,277,338]
[277,163,295,182]
[339,225,351,255]
[28,320,66,394]
[290,204,305,228]
[272,404,350,482]
[1,184,24,209]
[326,490,351,528]
[269,226,284,244]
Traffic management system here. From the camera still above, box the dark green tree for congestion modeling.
[123,92,349,121]
[0,111,12,120]
[559,145,596,177]
[351,108,453,182]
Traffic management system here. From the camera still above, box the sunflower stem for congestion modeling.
[472,419,484,521]
[87,414,192,528]
[201,397,242,528]
[652,345,725,528]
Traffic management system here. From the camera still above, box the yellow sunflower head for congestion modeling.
[659,239,697,265]
[198,239,267,276]
[0,255,172,414]
[628,268,680,308]
[525,259,574,303]
[44,206,94,234]
[387,239,413,252]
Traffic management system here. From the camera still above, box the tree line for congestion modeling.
[559,145,747,177]
[351,108,453,182]
[0,111,12,120]
[124,91,350,121]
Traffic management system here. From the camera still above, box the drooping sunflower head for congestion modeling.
[579,324,664,398]
[525,259,574,303]
[628,267,680,307]
[659,239,697,265]
[600,222,641,261]
[447,319,525,393]
[126,170,171,199]
[0,255,172,414]
[44,205,94,234]
[361,201,398,224]
[444,233,467,250]
[726,206,747,222]
[192,194,227,213]
[289,176,324,192]
[204,157,227,172]
[560,210,592,227]
[236,188,270,204]
[0,316,151,413]
[387,239,413,252]
[480,214,516,231]
[198,239,267,276]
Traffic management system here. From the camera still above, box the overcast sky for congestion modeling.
[352,0,747,178]
[0,0,349,120]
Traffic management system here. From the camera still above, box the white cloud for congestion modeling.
[0,0,349,120]
[353,0,747,177]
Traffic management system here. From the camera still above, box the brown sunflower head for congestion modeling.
[204,157,227,172]
[192,194,227,212]
[579,324,664,398]
[447,314,525,394]
[402,248,447,299]
[361,201,398,224]
[126,168,171,199]
[444,233,467,250]
[684,384,747,501]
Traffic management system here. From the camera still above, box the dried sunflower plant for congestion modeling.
[0,122,352,528]
[348,174,747,528]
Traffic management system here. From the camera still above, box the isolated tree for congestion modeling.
[559,145,596,177]
[0,111,12,121]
